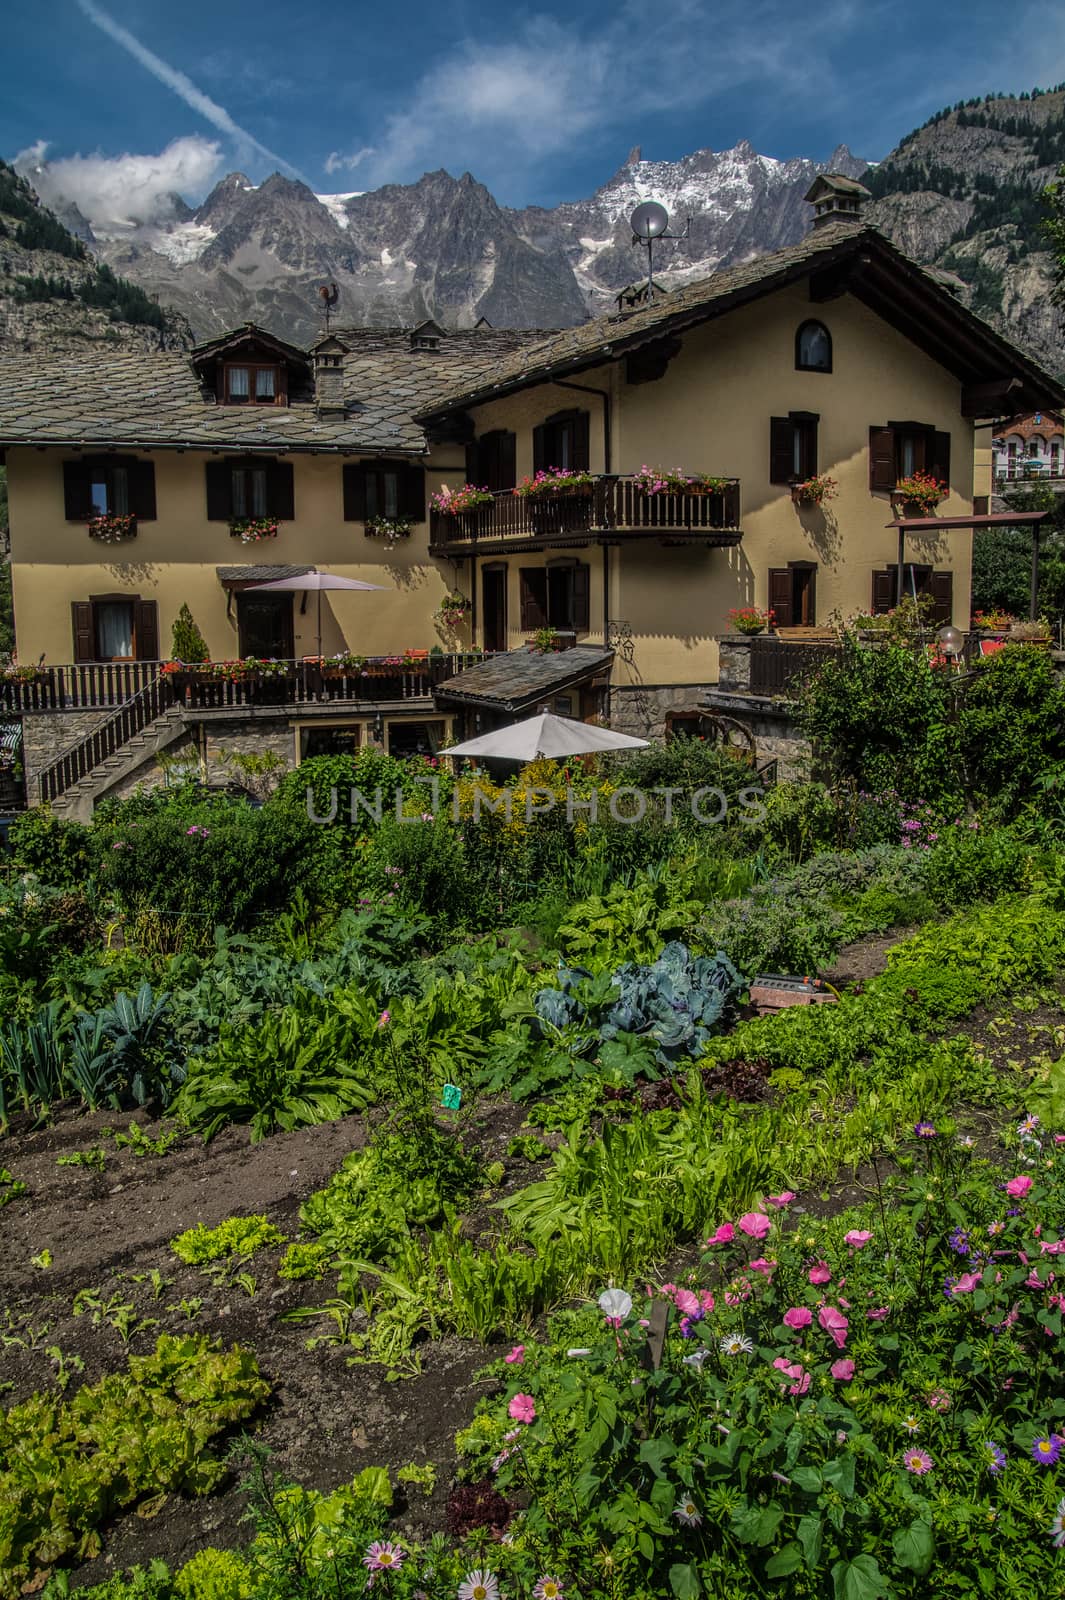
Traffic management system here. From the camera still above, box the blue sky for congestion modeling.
[4,0,1065,232]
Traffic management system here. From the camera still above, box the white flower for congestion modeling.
[674,1496,702,1527]
[1050,1496,1065,1548]
[720,1333,753,1356]
[683,1349,711,1369]
[598,1288,632,1320]
[458,1572,500,1600]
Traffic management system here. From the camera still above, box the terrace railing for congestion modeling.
[430,475,742,552]
[748,638,843,696]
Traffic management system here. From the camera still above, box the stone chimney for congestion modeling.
[803,173,872,230]
[311,334,349,417]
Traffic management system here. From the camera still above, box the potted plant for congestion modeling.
[528,626,562,654]
[971,608,1016,635]
[365,516,413,547]
[319,651,367,678]
[632,466,729,496]
[430,484,494,519]
[1008,619,1053,645]
[230,517,280,544]
[170,603,209,665]
[88,512,137,543]
[727,606,775,636]
[515,468,596,534]
[791,473,839,507]
[435,591,471,630]
[893,471,947,518]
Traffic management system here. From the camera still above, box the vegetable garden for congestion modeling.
[5,642,1065,1598]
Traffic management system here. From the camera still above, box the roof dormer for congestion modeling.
[191,323,311,407]
[410,319,445,353]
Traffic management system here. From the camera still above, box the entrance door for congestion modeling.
[482,565,507,652]
[236,593,294,659]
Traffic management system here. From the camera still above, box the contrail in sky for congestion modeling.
[73,0,302,177]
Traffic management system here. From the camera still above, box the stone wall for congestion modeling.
[21,709,111,801]
[701,690,811,780]
[609,683,717,740]
[716,637,753,692]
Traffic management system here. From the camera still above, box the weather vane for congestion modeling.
[629,204,690,306]
[317,281,339,333]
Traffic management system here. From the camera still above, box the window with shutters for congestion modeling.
[769,414,818,484]
[871,566,954,624]
[468,431,517,493]
[767,563,817,627]
[71,596,159,662]
[63,456,156,522]
[533,411,591,474]
[519,561,590,633]
[795,321,832,372]
[205,458,295,521]
[223,363,283,405]
[868,424,951,492]
[342,461,425,522]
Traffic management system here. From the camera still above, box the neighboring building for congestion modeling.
[0,177,1060,812]
[992,411,1065,482]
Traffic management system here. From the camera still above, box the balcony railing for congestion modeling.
[430,475,742,552]
[3,654,488,715]
[747,638,843,696]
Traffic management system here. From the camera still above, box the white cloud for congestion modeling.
[72,0,300,177]
[324,146,376,176]
[14,136,223,234]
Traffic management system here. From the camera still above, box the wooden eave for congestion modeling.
[885,510,1052,531]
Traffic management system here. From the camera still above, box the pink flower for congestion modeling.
[673,1289,701,1317]
[772,1356,809,1392]
[830,1358,855,1381]
[508,1394,536,1424]
[378,1009,391,1028]
[773,1357,799,1375]
[783,1307,812,1329]
[737,1212,771,1240]
[1005,1176,1033,1198]
[1041,1240,1065,1255]
[706,1223,734,1246]
[844,1230,873,1249]
[789,1369,811,1396]
[818,1305,849,1349]
[953,1272,982,1293]
[808,1262,831,1285]
[748,1257,775,1276]
[867,1306,889,1322]
[698,1290,715,1312]
[504,1345,525,1364]
[766,1191,795,1209]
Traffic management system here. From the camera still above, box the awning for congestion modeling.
[885,511,1051,531]
[433,644,614,713]
[216,564,315,587]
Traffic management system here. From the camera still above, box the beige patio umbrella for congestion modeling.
[446,711,648,762]
[247,569,386,657]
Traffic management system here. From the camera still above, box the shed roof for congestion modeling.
[434,644,614,713]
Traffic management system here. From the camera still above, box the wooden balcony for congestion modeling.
[429,475,742,555]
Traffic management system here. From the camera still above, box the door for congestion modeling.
[482,565,507,652]
[236,593,294,659]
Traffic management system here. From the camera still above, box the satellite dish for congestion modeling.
[630,201,669,241]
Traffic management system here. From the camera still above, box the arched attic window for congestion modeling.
[795,320,832,373]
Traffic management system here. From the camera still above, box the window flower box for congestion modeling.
[365,517,413,546]
[230,518,280,544]
[430,484,494,516]
[791,474,838,507]
[632,466,729,496]
[728,606,775,636]
[514,469,595,499]
[88,513,137,544]
[892,471,946,516]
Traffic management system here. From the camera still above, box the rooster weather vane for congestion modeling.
[317,281,340,333]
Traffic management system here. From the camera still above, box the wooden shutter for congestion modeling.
[572,563,590,632]
[930,570,953,627]
[498,430,517,491]
[532,424,547,475]
[71,601,94,662]
[466,442,479,483]
[400,464,426,521]
[973,494,989,516]
[519,569,548,630]
[796,565,817,626]
[768,568,793,627]
[572,411,591,472]
[930,431,951,491]
[798,418,818,479]
[63,460,92,520]
[267,459,295,520]
[869,427,896,491]
[769,418,795,484]
[205,460,232,521]
[129,459,156,521]
[343,464,366,520]
[872,569,897,614]
[133,599,159,662]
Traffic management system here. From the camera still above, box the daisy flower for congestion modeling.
[1050,1497,1065,1548]
[459,1572,500,1600]
[720,1332,753,1356]
[533,1580,565,1600]
[902,1449,933,1475]
[674,1496,702,1526]
[1019,1114,1041,1137]
[984,1441,1007,1476]
[901,1415,921,1435]
[1032,1436,1062,1466]
[364,1541,405,1573]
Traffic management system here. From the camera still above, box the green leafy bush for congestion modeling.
[170,1215,286,1265]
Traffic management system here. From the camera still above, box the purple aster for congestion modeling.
[948,1228,970,1255]
[1033,1436,1062,1466]
[914,1121,937,1138]
[363,1541,405,1573]
[984,1441,1007,1476]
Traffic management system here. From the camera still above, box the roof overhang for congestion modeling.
[434,645,614,714]
[886,510,1052,531]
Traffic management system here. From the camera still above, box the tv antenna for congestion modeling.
[629,202,690,306]
[317,281,339,333]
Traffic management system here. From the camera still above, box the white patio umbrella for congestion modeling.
[447,711,649,762]
[247,569,386,657]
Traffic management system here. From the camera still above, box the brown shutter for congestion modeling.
[63,460,92,520]
[930,431,951,491]
[133,599,159,662]
[930,570,953,627]
[572,563,590,632]
[205,460,232,520]
[400,464,426,521]
[798,565,817,626]
[499,430,517,491]
[572,411,591,472]
[869,427,897,492]
[129,459,156,521]
[267,460,295,520]
[343,464,366,520]
[71,601,95,662]
[532,424,547,475]
[466,442,479,483]
[973,494,989,516]
[799,419,818,478]
[768,568,793,627]
[519,569,548,630]
[872,569,896,614]
[769,418,795,484]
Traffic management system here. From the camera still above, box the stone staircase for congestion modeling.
[36,674,188,821]
[49,707,188,820]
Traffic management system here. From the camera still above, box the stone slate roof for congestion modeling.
[0,326,541,456]
[434,644,615,713]
[418,222,1065,418]
[216,563,314,585]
